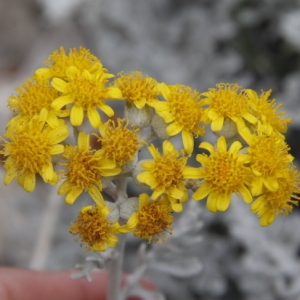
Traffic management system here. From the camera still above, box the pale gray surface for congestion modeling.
[1,0,300,299]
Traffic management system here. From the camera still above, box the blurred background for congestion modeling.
[1,0,300,299]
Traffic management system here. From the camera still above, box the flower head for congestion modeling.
[244,131,293,196]
[58,131,121,205]
[114,71,160,109]
[1,118,69,192]
[97,118,142,168]
[7,78,67,128]
[51,66,122,128]
[184,136,253,212]
[251,165,300,226]
[69,205,121,251]
[35,46,108,80]
[154,84,207,154]
[245,89,292,136]
[201,83,257,135]
[136,140,191,212]
[124,193,173,244]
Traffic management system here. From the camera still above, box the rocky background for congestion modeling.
[1,0,300,299]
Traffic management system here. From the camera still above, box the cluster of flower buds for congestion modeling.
[1,47,299,252]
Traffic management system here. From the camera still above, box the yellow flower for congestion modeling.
[137,140,191,212]
[201,83,257,135]
[183,136,253,212]
[97,118,142,167]
[114,71,160,109]
[245,89,292,136]
[58,131,121,206]
[251,165,300,226]
[124,193,173,244]
[154,84,207,154]
[35,46,109,80]
[244,131,293,196]
[51,66,122,128]
[69,205,121,252]
[1,118,69,192]
[7,77,68,128]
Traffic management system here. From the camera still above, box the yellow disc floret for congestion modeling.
[251,165,300,226]
[245,132,293,195]
[7,77,65,128]
[201,83,257,134]
[137,140,192,212]
[245,89,292,136]
[155,84,207,154]
[1,118,69,192]
[184,136,253,212]
[70,205,121,252]
[114,71,160,109]
[124,194,173,244]
[35,46,108,80]
[97,118,142,167]
[58,131,121,205]
[51,67,122,128]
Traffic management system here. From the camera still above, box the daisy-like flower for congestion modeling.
[97,118,143,170]
[114,71,160,109]
[136,140,192,212]
[154,84,207,154]
[251,165,300,226]
[244,131,293,196]
[183,136,253,212]
[1,118,69,192]
[69,205,121,251]
[35,46,108,81]
[201,83,257,135]
[245,89,292,136]
[124,193,173,244]
[58,131,121,206]
[7,77,68,128]
[51,66,122,128]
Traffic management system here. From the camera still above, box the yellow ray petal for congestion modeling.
[88,185,105,206]
[88,107,101,128]
[166,122,183,136]
[182,130,194,154]
[193,183,211,201]
[70,104,84,127]
[65,187,83,205]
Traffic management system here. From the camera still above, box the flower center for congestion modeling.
[70,206,110,251]
[9,130,51,173]
[99,119,141,166]
[204,152,245,194]
[115,71,158,104]
[64,147,103,189]
[247,135,291,177]
[135,201,173,243]
[68,76,107,110]
[169,86,206,135]
[153,155,187,189]
[208,83,250,118]
[262,173,300,215]
[46,47,103,78]
[8,80,59,118]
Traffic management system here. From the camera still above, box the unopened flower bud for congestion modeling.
[105,201,120,223]
[119,197,139,220]
[214,118,238,139]
[151,113,170,140]
[124,103,153,128]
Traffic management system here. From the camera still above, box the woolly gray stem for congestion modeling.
[107,234,127,300]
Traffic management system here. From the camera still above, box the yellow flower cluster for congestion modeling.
[1,47,299,252]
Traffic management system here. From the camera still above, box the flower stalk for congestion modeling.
[107,234,127,300]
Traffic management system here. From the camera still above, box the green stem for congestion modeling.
[107,234,127,300]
